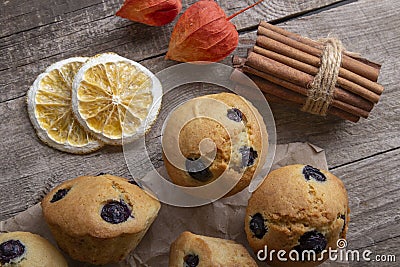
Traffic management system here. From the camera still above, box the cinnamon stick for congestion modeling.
[243,65,369,119]
[231,59,361,122]
[252,45,374,111]
[232,22,383,122]
[245,52,371,118]
[259,21,382,83]
[249,74,360,123]
[255,35,383,102]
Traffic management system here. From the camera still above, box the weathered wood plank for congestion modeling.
[0,0,345,102]
[0,83,227,219]
[135,0,400,168]
[331,148,400,266]
[1,0,400,221]
[0,0,103,37]
[0,0,398,264]
[0,0,346,38]
[236,0,400,168]
[1,96,399,264]
[0,94,127,217]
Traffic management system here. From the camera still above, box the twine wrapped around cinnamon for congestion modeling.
[302,38,342,115]
[233,21,384,123]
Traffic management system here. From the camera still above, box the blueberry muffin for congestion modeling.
[41,174,161,265]
[162,92,268,197]
[245,165,350,267]
[0,231,67,267]
[169,231,257,267]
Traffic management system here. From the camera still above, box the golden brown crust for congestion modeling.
[163,92,268,197]
[42,174,160,238]
[169,231,257,267]
[0,231,68,267]
[41,174,161,265]
[245,165,349,267]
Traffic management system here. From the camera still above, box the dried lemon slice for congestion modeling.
[27,57,104,154]
[71,53,162,145]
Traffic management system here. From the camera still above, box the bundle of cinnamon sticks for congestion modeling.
[233,21,384,122]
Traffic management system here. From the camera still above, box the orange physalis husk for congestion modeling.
[116,0,182,26]
[166,0,264,62]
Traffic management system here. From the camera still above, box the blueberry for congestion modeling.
[50,188,70,203]
[185,157,213,182]
[302,165,326,182]
[239,146,258,167]
[250,213,267,239]
[227,108,243,122]
[184,254,199,267]
[0,240,25,264]
[293,231,327,260]
[101,200,132,224]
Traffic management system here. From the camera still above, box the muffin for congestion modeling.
[245,165,350,267]
[169,231,257,267]
[0,231,67,267]
[162,92,268,197]
[41,174,161,265]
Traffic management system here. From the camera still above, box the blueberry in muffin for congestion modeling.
[169,231,257,267]
[41,174,161,265]
[163,93,268,197]
[245,165,350,267]
[0,231,67,267]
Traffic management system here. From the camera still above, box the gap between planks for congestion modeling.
[0,0,352,73]
[329,146,400,170]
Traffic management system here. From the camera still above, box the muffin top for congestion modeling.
[169,231,257,267]
[0,231,67,266]
[42,174,161,238]
[246,164,349,252]
[162,92,268,195]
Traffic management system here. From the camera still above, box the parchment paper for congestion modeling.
[1,143,346,267]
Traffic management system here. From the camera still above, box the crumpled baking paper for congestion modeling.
[1,143,347,266]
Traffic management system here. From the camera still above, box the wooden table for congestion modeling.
[1,0,399,265]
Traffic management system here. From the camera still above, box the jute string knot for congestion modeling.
[302,37,343,115]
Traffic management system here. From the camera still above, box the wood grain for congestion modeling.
[0,0,398,214]
[332,148,400,266]
[0,83,227,218]
[0,0,345,103]
[0,0,399,264]
[236,0,400,168]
